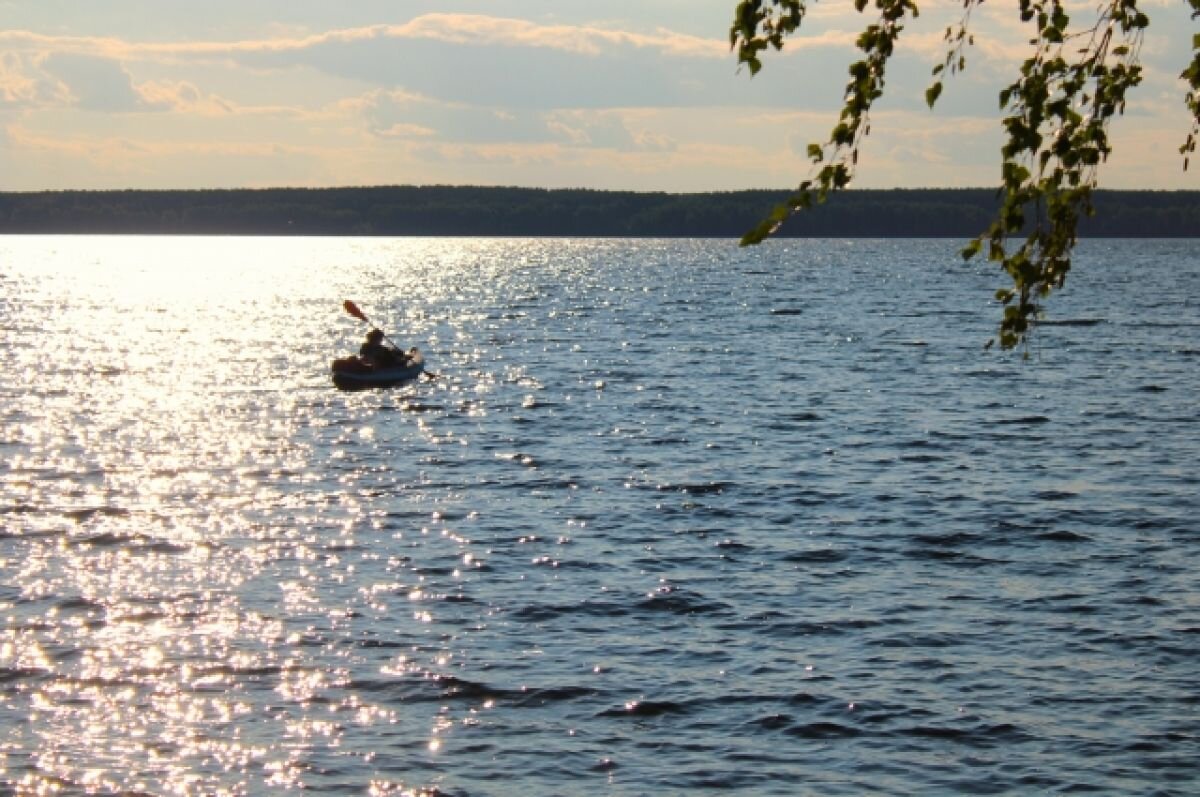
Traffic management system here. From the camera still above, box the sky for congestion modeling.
[1,1,1198,192]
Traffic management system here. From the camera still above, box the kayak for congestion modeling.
[331,348,425,390]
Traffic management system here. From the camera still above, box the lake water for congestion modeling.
[1,235,1197,796]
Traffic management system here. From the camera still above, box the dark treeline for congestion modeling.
[1,185,1198,237]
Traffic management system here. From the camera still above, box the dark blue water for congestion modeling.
[1,236,1197,795]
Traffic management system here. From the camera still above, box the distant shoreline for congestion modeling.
[2,185,1199,238]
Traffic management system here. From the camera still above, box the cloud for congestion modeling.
[0,53,35,104]
[4,121,326,188]
[0,15,731,61]
[0,45,237,115]
[0,14,906,123]
[545,110,683,153]
[135,80,200,109]
[374,122,436,139]
[347,88,678,153]
[547,112,634,149]
[360,15,729,59]
[0,52,70,107]
[350,88,550,144]
[0,20,739,115]
[3,6,1194,192]
[35,53,170,111]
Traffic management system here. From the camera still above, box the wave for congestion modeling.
[654,481,733,496]
[1039,318,1106,327]
[66,531,191,554]
[0,503,41,516]
[781,548,847,564]
[63,506,131,523]
[784,721,863,739]
[1035,529,1091,542]
[599,699,690,718]
[990,415,1052,425]
[896,722,1032,747]
[635,585,731,616]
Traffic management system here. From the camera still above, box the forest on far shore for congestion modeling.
[1,185,1198,237]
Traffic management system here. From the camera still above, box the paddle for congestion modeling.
[342,300,439,379]
[343,299,400,349]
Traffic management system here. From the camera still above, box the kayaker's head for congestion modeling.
[366,329,383,343]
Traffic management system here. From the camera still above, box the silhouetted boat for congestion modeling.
[331,349,425,390]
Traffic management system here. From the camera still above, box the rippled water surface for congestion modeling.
[1,235,1197,795]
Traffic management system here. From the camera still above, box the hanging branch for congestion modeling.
[732,0,921,245]
[730,0,1190,352]
[961,0,1148,350]
[1180,1,1200,172]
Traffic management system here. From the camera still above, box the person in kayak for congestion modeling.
[359,329,409,368]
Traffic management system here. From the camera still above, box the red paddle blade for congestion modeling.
[343,300,367,322]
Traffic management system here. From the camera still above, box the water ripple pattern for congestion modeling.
[1,235,1197,795]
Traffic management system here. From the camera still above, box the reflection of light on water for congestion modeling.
[0,234,1191,794]
[0,235,567,793]
[9,592,269,794]
[1,238,369,791]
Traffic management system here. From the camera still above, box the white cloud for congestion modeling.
[380,14,728,58]
[0,15,731,62]
[375,122,436,139]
